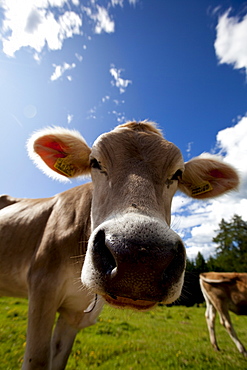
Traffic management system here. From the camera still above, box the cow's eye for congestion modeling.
[90,158,102,170]
[165,169,183,188]
[90,158,107,175]
[171,169,183,181]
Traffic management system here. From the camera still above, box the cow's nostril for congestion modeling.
[161,239,186,286]
[93,230,117,275]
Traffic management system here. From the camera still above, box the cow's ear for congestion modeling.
[27,127,91,181]
[178,157,239,199]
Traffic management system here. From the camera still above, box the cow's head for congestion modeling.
[28,121,239,310]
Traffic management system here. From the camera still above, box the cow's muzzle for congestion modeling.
[81,214,186,310]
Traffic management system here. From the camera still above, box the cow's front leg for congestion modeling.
[23,293,57,370]
[51,314,78,370]
[51,296,104,369]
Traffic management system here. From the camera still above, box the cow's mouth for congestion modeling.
[103,294,157,311]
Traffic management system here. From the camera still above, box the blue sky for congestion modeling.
[0,0,247,260]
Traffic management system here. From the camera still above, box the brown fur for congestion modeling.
[0,121,240,369]
[118,120,163,136]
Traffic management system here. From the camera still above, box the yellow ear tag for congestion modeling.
[191,181,213,196]
[54,156,76,177]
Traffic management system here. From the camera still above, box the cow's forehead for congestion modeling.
[92,121,162,147]
[91,124,184,169]
[92,124,178,152]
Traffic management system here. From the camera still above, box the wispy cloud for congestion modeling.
[87,93,126,122]
[86,63,131,120]
[128,0,139,5]
[112,0,139,6]
[75,52,83,62]
[50,62,76,81]
[0,1,82,58]
[173,117,247,260]
[110,65,132,93]
[186,142,193,158]
[214,8,247,75]
[83,5,115,34]
[111,110,126,123]
[67,113,73,124]
[102,95,110,103]
[111,0,125,6]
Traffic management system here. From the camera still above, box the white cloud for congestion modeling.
[214,9,247,74]
[172,117,247,260]
[171,195,193,214]
[113,99,124,105]
[110,65,132,93]
[111,110,126,123]
[111,0,124,7]
[83,5,115,34]
[0,0,138,59]
[75,52,83,62]
[186,141,193,158]
[0,0,82,57]
[110,0,138,8]
[87,106,97,120]
[102,95,110,103]
[87,93,126,122]
[50,62,76,81]
[67,113,73,123]
[186,244,217,261]
[216,116,247,200]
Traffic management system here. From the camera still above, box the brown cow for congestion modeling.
[200,272,247,356]
[0,121,239,369]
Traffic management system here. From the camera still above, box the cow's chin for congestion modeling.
[103,295,157,311]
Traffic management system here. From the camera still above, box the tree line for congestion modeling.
[174,214,247,306]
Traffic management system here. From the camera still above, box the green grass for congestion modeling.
[0,297,247,369]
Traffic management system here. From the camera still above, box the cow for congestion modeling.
[0,121,239,369]
[200,272,247,356]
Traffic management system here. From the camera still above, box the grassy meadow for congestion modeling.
[0,297,247,369]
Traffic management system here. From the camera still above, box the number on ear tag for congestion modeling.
[191,181,213,196]
[54,156,75,177]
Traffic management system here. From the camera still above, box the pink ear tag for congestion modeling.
[191,181,213,196]
[54,155,75,177]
